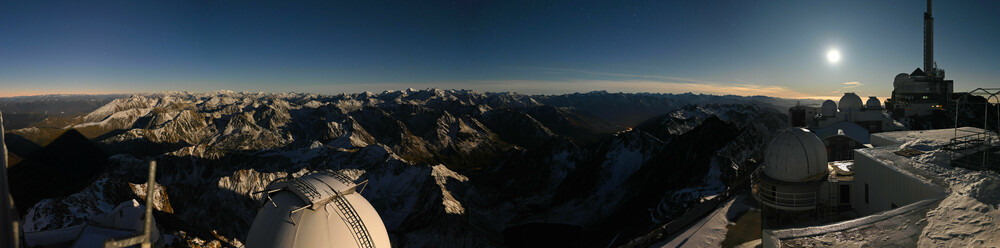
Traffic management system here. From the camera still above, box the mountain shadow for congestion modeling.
[8,129,109,213]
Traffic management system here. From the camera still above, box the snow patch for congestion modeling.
[833,160,853,171]
[431,164,469,215]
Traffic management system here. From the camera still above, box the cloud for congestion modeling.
[830,81,865,95]
[842,81,864,87]
[527,67,724,85]
[309,67,845,100]
[322,79,825,99]
[513,67,830,98]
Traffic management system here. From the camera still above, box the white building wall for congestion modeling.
[850,150,945,215]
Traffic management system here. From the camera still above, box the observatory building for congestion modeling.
[754,126,1000,247]
[246,171,391,248]
[787,93,902,160]
[885,0,955,118]
[751,128,855,227]
[789,93,895,133]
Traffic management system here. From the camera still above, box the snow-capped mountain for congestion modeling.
[11,89,789,247]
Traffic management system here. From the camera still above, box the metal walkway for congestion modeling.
[332,191,375,248]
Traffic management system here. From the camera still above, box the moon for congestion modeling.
[827,49,841,64]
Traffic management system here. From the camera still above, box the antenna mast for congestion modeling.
[923,0,934,75]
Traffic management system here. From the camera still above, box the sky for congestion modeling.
[1,0,998,99]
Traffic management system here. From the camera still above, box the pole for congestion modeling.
[0,110,20,248]
[143,161,155,248]
[104,160,156,248]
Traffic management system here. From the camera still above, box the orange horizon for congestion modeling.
[0,87,885,102]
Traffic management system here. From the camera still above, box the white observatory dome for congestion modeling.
[865,96,882,110]
[764,128,829,182]
[838,93,864,112]
[821,100,837,117]
[246,171,391,248]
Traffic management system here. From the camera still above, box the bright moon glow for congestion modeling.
[827,49,841,64]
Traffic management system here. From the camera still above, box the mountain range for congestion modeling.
[3,89,802,247]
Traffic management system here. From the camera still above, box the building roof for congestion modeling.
[813,121,871,144]
[764,128,829,182]
[911,67,926,76]
[870,127,983,148]
[23,200,164,248]
[770,128,1000,247]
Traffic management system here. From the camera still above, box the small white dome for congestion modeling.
[865,96,882,110]
[821,100,837,117]
[838,93,863,112]
[764,128,829,182]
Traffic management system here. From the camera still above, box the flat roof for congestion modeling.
[855,146,950,189]
[870,127,986,148]
[773,128,1000,247]
[814,122,871,144]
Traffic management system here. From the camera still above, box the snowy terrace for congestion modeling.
[764,128,1000,247]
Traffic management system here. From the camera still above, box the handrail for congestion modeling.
[292,178,322,202]
[751,166,818,209]
[753,186,818,208]
[329,171,354,185]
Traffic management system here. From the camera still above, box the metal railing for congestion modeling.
[331,191,375,248]
[943,131,992,151]
[292,178,322,202]
[945,129,1000,170]
[751,166,818,210]
[949,88,1000,171]
[329,171,354,185]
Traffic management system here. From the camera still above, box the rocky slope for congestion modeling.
[11,89,790,247]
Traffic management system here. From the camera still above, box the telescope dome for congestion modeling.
[764,128,829,182]
[839,93,864,112]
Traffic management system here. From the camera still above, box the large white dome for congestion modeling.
[839,93,863,112]
[865,96,882,110]
[821,100,837,117]
[247,172,391,248]
[764,128,829,182]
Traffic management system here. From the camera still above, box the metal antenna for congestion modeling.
[923,0,934,74]
[104,160,157,248]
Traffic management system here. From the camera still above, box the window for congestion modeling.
[865,183,869,204]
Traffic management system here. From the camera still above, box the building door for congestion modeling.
[839,184,850,204]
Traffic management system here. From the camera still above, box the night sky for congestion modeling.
[1,0,998,99]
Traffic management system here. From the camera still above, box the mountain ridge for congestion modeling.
[9,89,792,247]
